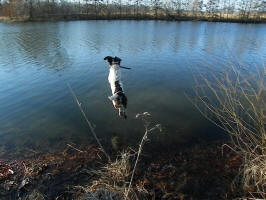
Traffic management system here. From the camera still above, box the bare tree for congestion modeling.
[181,0,190,14]
[151,0,161,18]
[0,0,2,16]
[28,0,34,19]
[225,0,232,19]
[172,0,183,17]
[0,0,264,21]
[238,0,253,20]
[103,0,112,17]
[91,0,103,18]
[252,0,264,18]
[192,0,203,16]
[134,0,143,17]
[205,0,219,19]
[119,0,122,17]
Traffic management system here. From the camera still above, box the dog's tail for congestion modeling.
[119,107,127,119]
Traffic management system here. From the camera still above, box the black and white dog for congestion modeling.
[104,56,128,119]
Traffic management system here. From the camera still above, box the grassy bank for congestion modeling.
[0,140,241,199]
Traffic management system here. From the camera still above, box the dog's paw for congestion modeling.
[108,93,119,101]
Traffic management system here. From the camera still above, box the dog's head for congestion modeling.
[104,56,122,66]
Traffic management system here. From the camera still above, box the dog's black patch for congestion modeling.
[114,81,123,93]
[114,81,127,109]
[104,56,122,65]
[114,57,122,65]
[104,56,113,65]
[119,93,127,109]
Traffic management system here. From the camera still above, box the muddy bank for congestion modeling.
[0,145,105,199]
[0,140,242,200]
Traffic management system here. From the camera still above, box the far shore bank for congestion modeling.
[0,15,265,24]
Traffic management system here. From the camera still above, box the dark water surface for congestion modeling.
[0,21,265,158]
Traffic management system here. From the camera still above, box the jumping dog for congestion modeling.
[104,56,128,119]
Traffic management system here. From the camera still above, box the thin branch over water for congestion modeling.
[67,83,110,161]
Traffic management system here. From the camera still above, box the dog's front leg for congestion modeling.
[108,93,119,101]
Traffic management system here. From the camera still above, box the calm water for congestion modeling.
[0,21,265,158]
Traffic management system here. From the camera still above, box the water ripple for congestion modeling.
[0,21,265,155]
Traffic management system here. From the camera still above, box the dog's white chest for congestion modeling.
[108,65,122,94]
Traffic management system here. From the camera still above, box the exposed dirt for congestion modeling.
[0,141,242,200]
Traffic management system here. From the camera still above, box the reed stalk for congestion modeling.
[68,83,110,161]
[124,112,161,199]
[189,62,266,198]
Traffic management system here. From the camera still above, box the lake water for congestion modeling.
[0,21,265,158]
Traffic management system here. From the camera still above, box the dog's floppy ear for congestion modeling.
[114,57,122,62]
[104,56,113,65]
[104,56,112,60]
[114,57,122,64]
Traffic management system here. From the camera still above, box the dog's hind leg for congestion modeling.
[119,108,127,119]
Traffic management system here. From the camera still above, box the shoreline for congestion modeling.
[0,140,242,199]
[0,15,265,24]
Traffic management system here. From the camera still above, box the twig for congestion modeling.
[66,144,84,153]
[67,83,110,161]
[124,112,161,199]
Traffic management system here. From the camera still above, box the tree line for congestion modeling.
[0,0,265,22]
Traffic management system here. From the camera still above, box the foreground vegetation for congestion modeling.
[0,0,265,23]
[0,140,241,199]
[190,62,266,199]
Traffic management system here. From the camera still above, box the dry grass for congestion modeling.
[73,112,161,200]
[241,152,266,198]
[78,151,136,200]
[189,61,266,198]
[68,84,162,199]
[74,150,145,200]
